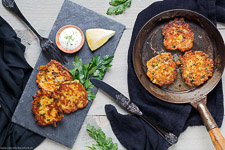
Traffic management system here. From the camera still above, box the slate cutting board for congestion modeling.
[11,0,125,148]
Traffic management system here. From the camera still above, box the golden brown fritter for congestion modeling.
[181,50,214,87]
[162,18,194,52]
[146,52,177,86]
[56,80,88,114]
[36,60,72,92]
[32,89,64,127]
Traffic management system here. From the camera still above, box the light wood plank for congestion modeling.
[36,116,126,150]
[36,115,225,150]
[0,0,156,30]
[2,0,225,31]
[217,22,225,29]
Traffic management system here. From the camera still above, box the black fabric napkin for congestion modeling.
[0,16,44,150]
[105,0,225,149]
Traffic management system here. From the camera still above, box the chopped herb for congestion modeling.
[64,35,73,40]
[54,98,59,102]
[45,69,49,72]
[65,35,75,44]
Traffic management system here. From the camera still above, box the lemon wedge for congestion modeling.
[86,28,116,51]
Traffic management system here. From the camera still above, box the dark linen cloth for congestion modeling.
[0,16,44,150]
[105,0,225,149]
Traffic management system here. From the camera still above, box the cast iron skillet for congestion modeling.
[133,9,225,149]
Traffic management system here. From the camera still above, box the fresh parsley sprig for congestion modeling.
[107,0,132,15]
[86,124,118,150]
[69,55,114,101]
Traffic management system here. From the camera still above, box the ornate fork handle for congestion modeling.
[2,0,41,38]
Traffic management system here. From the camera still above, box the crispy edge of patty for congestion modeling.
[56,80,88,114]
[146,52,177,86]
[32,89,64,127]
[36,59,73,91]
[161,18,194,52]
[181,50,214,87]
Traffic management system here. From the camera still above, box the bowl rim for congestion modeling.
[55,25,85,53]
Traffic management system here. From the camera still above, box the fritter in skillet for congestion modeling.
[146,52,177,86]
[181,50,214,87]
[162,18,194,52]
[36,60,72,92]
[56,80,88,114]
[32,89,64,127]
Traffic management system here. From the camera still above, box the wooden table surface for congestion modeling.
[1,0,225,149]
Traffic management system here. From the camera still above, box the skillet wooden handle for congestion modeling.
[209,128,225,150]
[191,98,225,150]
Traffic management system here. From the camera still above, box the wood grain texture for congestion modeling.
[1,0,225,150]
[209,128,225,150]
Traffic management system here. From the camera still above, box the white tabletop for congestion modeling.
[1,0,225,149]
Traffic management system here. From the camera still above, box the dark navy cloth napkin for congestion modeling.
[0,16,44,150]
[105,0,225,149]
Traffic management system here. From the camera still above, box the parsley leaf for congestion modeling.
[107,0,132,15]
[86,124,118,150]
[69,55,114,101]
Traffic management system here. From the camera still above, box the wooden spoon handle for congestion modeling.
[209,128,225,150]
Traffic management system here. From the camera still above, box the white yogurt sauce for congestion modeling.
[59,27,82,50]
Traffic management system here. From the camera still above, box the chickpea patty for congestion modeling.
[162,18,194,52]
[181,50,214,86]
[56,80,88,114]
[36,60,72,92]
[146,52,177,86]
[32,90,64,127]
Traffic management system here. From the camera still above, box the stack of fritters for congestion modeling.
[181,50,214,87]
[161,18,194,52]
[146,53,177,86]
[32,60,88,127]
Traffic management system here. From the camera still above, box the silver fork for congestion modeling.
[2,0,68,64]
